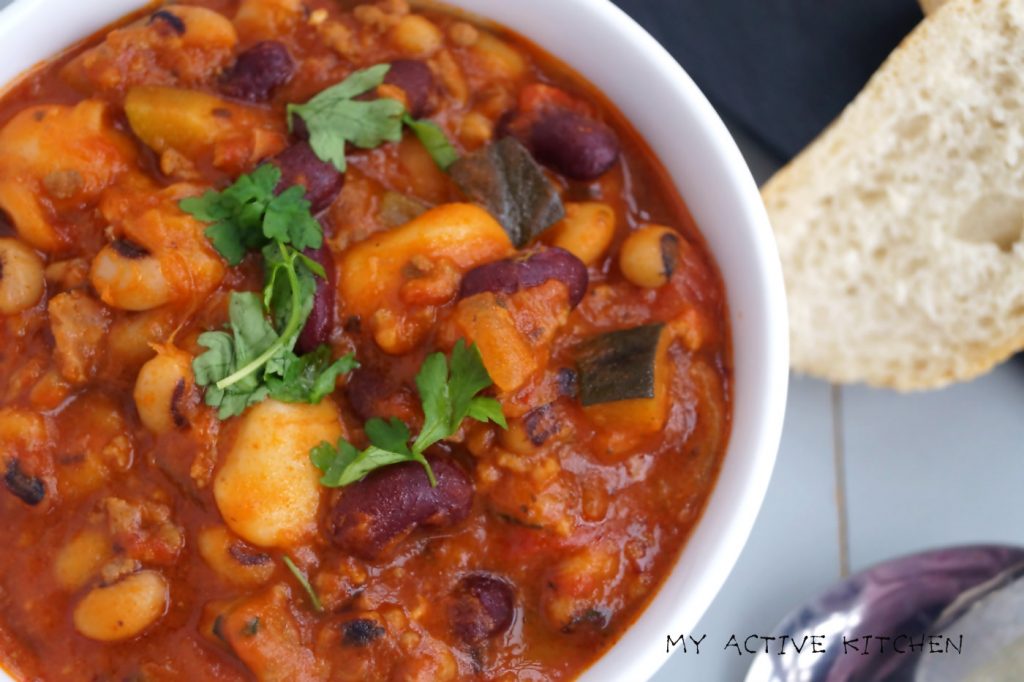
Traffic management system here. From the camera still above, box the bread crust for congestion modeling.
[920,0,949,16]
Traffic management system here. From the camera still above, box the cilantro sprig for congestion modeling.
[288,64,459,173]
[311,341,506,487]
[182,167,356,419]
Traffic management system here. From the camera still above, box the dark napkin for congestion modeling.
[611,0,923,162]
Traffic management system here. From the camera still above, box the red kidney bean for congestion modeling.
[527,108,619,181]
[345,366,402,423]
[383,60,435,118]
[270,141,344,214]
[449,574,516,643]
[221,41,295,102]
[330,455,473,560]
[295,245,334,354]
[459,247,588,308]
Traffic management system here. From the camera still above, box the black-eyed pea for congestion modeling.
[73,570,169,642]
[0,238,44,315]
[390,14,443,57]
[54,528,112,591]
[89,240,173,311]
[198,526,274,587]
[619,224,682,289]
[133,346,196,434]
[547,202,616,266]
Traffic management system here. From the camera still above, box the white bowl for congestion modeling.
[0,0,789,680]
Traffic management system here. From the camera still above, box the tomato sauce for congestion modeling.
[0,1,731,680]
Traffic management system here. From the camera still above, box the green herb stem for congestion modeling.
[216,243,303,391]
[282,556,323,613]
[413,452,437,487]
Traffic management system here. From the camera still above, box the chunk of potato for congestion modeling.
[545,202,616,266]
[125,86,286,174]
[214,400,343,548]
[73,570,169,642]
[234,0,304,39]
[452,293,537,392]
[61,6,238,97]
[215,584,321,681]
[339,203,512,320]
[0,100,137,251]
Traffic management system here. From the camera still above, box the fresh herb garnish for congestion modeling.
[180,164,321,266]
[282,556,323,612]
[287,64,406,173]
[288,64,459,173]
[183,168,355,419]
[403,114,459,170]
[311,341,506,488]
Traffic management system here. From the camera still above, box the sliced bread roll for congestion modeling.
[763,0,1024,390]
[920,0,949,15]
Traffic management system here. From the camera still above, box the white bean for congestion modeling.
[134,348,194,434]
[619,224,682,289]
[54,528,111,591]
[214,399,343,548]
[73,570,168,642]
[197,526,274,587]
[89,241,173,311]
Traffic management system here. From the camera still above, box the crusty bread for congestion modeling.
[920,0,949,15]
[763,0,1024,390]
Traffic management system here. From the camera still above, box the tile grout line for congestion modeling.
[831,384,851,578]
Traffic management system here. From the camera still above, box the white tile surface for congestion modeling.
[841,357,1024,573]
[654,376,841,681]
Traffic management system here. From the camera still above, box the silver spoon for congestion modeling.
[743,545,1024,682]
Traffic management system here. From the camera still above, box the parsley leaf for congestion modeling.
[266,347,358,404]
[193,292,277,419]
[193,287,357,419]
[448,340,506,430]
[403,115,459,170]
[311,341,506,488]
[186,170,356,419]
[179,164,322,266]
[287,64,406,173]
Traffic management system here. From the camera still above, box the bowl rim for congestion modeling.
[0,0,789,680]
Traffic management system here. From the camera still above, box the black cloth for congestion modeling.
[611,0,923,162]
